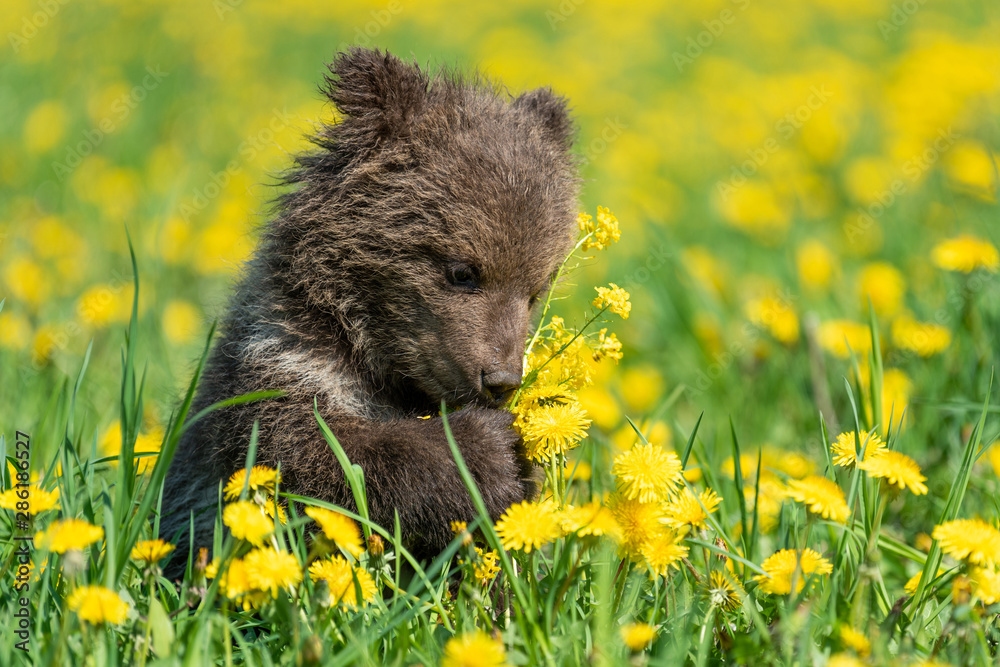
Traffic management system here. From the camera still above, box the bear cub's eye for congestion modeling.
[445,263,480,291]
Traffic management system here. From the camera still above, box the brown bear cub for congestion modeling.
[161,48,579,570]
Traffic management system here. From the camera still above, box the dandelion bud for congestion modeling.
[367,534,385,557]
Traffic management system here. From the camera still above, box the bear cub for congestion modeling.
[161,48,579,568]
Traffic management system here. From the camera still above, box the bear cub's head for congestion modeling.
[273,48,579,411]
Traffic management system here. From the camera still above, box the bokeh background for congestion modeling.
[2,0,999,483]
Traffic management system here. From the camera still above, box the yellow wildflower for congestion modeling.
[223,500,274,546]
[0,485,60,514]
[931,235,999,273]
[473,548,501,586]
[858,450,928,495]
[932,519,1000,567]
[34,518,103,553]
[308,556,377,607]
[891,316,951,357]
[661,487,722,529]
[831,431,886,468]
[609,494,664,559]
[612,443,683,503]
[744,296,799,344]
[242,547,302,598]
[442,630,509,667]
[305,507,364,558]
[130,539,175,563]
[818,320,871,359]
[560,500,622,541]
[578,206,621,251]
[971,567,1000,605]
[223,465,281,500]
[857,262,905,317]
[796,239,836,291]
[519,400,591,462]
[706,570,741,611]
[494,500,562,553]
[620,622,656,651]
[640,529,689,578]
[754,548,832,595]
[67,586,129,625]
[839,625,871,657]
[593,283,631,319]
[785,476,850,523]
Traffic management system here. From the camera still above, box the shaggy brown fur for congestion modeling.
[160,48,579,572]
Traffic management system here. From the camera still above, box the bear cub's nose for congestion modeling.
[481,370,522,406]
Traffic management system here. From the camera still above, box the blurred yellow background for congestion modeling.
[2,0,998,464]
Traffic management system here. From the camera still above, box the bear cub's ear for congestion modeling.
[513,87,575,149]
[324,47,429,143]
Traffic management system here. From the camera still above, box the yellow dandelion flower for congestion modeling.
[817,320,871,359]
[610,494,665,558]
[495,500,562,553]
[857,262,905,317]
[67,586,129,625]
[242,547,302,598]
[971,567,1000,605]
[831,431,886,468]
[223,501,274,546]
[705,570,741,611]
[612,444,683,503]
[261,495,288,524]
[450,521,468,534]
[785,476,850,523]
[744,476,787,535]
[130,539,175,563]
[223,465,281,500]
[892,316,951,357]
[639,529,689,578]
[661,487,722,529]
[593,283,631,319]
[519,401,591,462]
[305,507,364,558]
[754,548,832,595]
[932,519,1000,567]
[839,625,871,657]
[827,654,865,667]
[931,235,999,273]
[858,450,928,495]
[218,557,251,598]
[0,486,60,514]
[744,296,799,344]
[442,630,509,667]
[560,501,622,541]
[904,569,944,595]
[796,239,836,291]
[34,518,103,553]
[620,622,656,651]
[308,556,377,607]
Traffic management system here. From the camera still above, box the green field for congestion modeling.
[2,0,1000,664]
